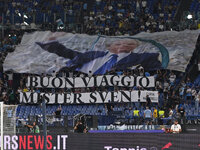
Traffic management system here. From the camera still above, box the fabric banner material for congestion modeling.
[26,75,155,88]
[3,30,200,74]
[20,91,158,104]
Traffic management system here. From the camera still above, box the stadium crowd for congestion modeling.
[0,0,199,34]
[84,0,180,35]
[0,0,199,129]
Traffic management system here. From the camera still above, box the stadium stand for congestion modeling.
[0,0,199,33]
[0,1,200,150]
[0,0,199,136]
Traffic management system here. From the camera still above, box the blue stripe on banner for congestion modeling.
[90,35,101,51]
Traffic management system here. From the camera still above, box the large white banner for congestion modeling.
[3,30,200,74]
[27,75,155,88]
[20,91,158,104]
[140,91,158,102]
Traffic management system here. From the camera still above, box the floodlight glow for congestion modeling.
[24,15,28,19]
[24,21,29,26]
[59,26,64,29]
[187,14,193,19]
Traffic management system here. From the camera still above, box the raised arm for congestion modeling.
[26,124,33,128]
[36,41,81,59]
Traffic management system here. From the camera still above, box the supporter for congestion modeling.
[88,70,93,77]
[179,85,185,99]
[35,88,40,93]
[74,120,87,133]
[3,74,8,86]
[14,90,20,104]
[79,73,85,78]
[133,109,140,117]
[195,94,200,113]
[158,91,164,108]
[186,86,192,103]
[144,106,152,125]
[158,109,165,125]
[116,69,123,75]
[153,107,158,125]
[133,108,140,125]
[3,94,9,104]
[170,120,182,133]
[138,66,144,76]
[146,95,152,108]
[105,101,114,116]
[26,121,40,133]
[186,77,193,87]
[169,71,176,84]
[54,105,62,120]
[168,108,173,119]
[52,71,56,77]
[69,71,73,77]
[179,107,186,126]
[173,108,181,121]
[8,90,15,105]
[179,107,185,118]
[191,87,197,100]
[7,72,13,88]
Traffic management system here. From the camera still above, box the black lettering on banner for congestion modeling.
[99,92,109,103]
[20,91,158,104]
[139,77,150,88]
[64,93,72,104]
[89,92,97,103]
[43,93,50,103]
[22,92,34,103]
[74,93,84,104]
[99,76,109,86]
[121,91,131,102]
[93,76,97,87]
[133,76,137,87]
[111,92,119,102]
[65,78,75,88]
[110,75,119,86]
[138,90,141,102]
[27,75,154,88]
[37,93,41,103]
[30,76,38,87]
[121,76,131,86]
[54,93,59,104]
[81,77,92,87]
[52,77,63,88]
[40,76,50,88]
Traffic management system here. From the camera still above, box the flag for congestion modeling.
[162,142,172,150]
